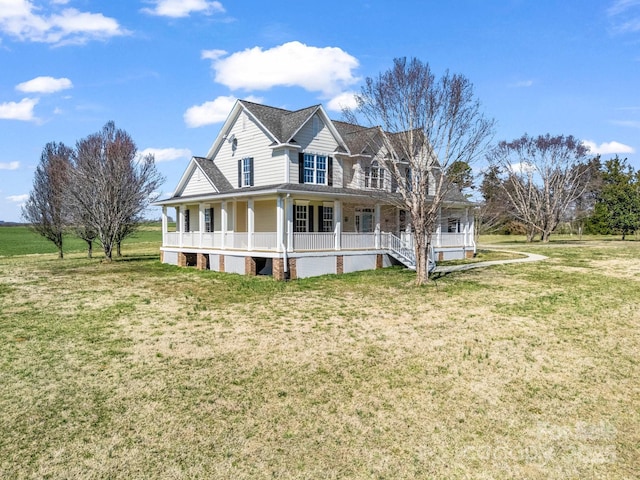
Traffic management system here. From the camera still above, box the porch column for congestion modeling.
[286,195,294,252]
[248,199,254,251]
[221,201,227,250]
[436,207,442,247]
[334,200,342,250]
[276,195,284,252]
[374,203,381,249]
[463,207,469,246]
[178,205,184,247]
[161,206,167,246]
[198,203,205,248]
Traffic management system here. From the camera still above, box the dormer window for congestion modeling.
[365,160,385,189]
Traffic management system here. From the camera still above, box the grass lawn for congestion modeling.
[0,232,638,478]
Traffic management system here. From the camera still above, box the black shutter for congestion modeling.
[237,159,242,187]
[184,209,190,232]
[308,205,314,232]
[208,207,214,232]
[298,152,305,183]
[327,157,333,186]
[391,173,398,192]
[318,205,324,232]
[249,157,254,186]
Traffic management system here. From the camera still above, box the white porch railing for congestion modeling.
[253,232,278,250]
[162,230,473,252]
[341,232,376,249]
[436,233,466,247]
[293,232,335,251]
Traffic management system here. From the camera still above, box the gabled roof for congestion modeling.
[193,157,234,192]
[333,121,382,156]
[239,101,319,143]
[171,156,234,198]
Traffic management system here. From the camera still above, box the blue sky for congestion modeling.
[1,0,639,222]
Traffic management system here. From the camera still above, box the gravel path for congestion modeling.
[433,248,548,274]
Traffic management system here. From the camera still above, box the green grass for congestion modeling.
[0,236,638,478]
[0,223,162,257]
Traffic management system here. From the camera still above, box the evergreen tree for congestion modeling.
[587,156,640,239]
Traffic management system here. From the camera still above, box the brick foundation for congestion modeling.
[197,253,209,270]
[438,252,444,262]
[466,250,475,259]
[219,255,225,272]
[178,252,187,267]
[245,256,257,276]
[272,258,284,281]
[160,250,164,263]
[288,258,297,280]
[376,254,383,269]
[336,255,344,275]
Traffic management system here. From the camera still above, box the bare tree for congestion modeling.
[22,142,72,258]
[68,121,164,260]
[488,134,593,242]
[346,57,494,284]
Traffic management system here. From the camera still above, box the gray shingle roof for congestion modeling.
[193,156,234,193]
[239,100,320,144]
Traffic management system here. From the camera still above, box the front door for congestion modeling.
[355,208,374,233]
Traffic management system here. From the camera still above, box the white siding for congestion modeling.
[291,114,344,186]
[343,254,377,273]
[224,255,245,274]
[214,111,284,188]
[180,167,215,196]
[296,113,339,152]
[296,256,336,278]
[209,254,220,271]
[163,251,178,265]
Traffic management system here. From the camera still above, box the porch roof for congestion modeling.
[153,182,473,207]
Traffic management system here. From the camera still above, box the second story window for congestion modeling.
[299,153,333,186]
[304,153,326,184]
[365,160,385,189]
[237,157,254,187]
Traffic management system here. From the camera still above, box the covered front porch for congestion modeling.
[159,193,476,258]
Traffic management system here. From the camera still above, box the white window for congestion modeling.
[365,160,385,189]
[295,205,308,232]
[321,205,334,232]
[303,153,327,185]
[204,207,214,232]
[242,157,252,187]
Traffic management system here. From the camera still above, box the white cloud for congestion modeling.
[142,0,225,18]
[16,76,72,94]
[509,162,536,174]
[509,79,534,88]
[184,95,237,128]
[0,98,38,121]
[184,94,262,128]
[608,0,640,33]
[326,91,358,112]
[209,41,360,96]
[201,49,227,60]
[582,140,635,155]
[611,119,640,128]
[0,161,20,170]
[139,147,192,162]
[608,0,640,16]
[0,1,127,45]
[7,194,28,203]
